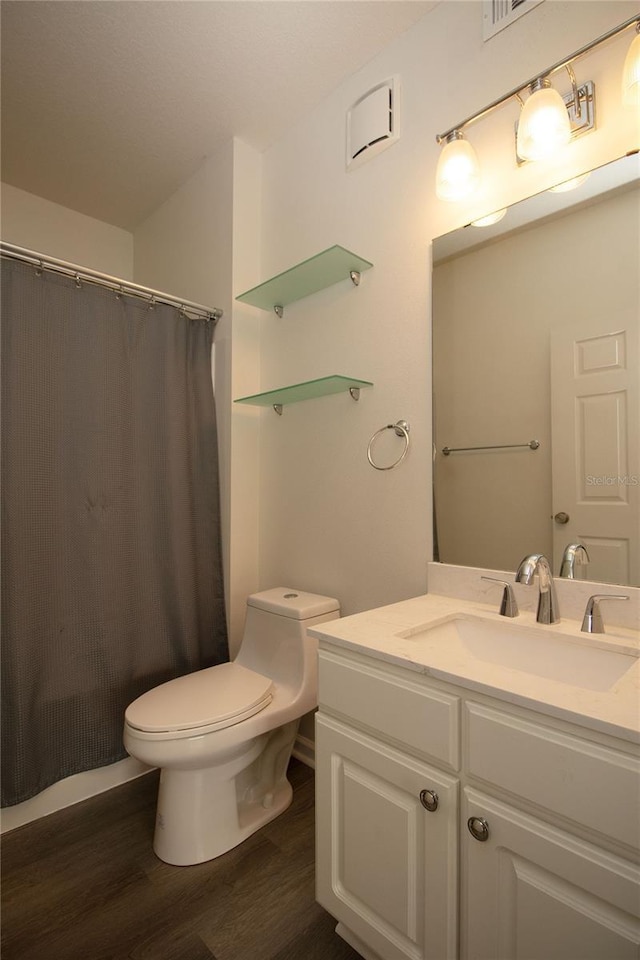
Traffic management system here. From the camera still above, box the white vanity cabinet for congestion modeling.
[315,647,460,960]
[315,641,640,960]
[462,701,640,959]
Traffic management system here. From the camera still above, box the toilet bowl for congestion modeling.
[123,587,339,865]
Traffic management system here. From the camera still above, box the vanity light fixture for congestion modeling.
[435,130,481,201]
[435,14,639,201]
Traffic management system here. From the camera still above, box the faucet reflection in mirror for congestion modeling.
[560,543,590,579]
[435,14,640,201]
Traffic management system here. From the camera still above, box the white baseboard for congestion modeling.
[1,757,152,834]
[291,733,315,769]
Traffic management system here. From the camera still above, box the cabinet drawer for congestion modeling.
[319,649,459,768]
[466,701,640,850]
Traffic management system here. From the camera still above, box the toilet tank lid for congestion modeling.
[247,587,339,620]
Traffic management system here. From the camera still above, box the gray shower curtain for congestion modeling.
[1,258,229,807]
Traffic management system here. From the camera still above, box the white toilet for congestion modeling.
[123,587,339,866]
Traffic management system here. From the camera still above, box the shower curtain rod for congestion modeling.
[0,242,223,323]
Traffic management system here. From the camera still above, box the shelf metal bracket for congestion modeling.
[274,305,284,318]
[349,270,361,286]
[272,385,361,413]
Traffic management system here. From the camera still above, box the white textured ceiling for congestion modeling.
[1,0,437,230]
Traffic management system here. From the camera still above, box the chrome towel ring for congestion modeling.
[367,420,410,470]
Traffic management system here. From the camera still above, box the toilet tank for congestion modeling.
[235,588,340,695]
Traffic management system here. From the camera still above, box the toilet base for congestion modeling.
[153,773,294,866]
[153,720,299,866]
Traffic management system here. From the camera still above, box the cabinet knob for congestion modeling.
[419,789,439,812]
[467,816,490,841]
[554,511,570,524]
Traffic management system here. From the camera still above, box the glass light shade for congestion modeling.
[516,83,571,161]
[470,208,507,227]
[549,172,590,193]
[435,134,481,201]
[622,31,640,107]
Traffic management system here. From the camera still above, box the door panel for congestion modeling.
[551,311,639,585]
[462,788,640,960]
[316,714,459,960]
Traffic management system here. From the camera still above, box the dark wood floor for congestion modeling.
[1,760,362,960]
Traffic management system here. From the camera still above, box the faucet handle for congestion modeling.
[581,594,629,634]
[481,577,519,618]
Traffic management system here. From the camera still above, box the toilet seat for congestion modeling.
[125,662,274,735]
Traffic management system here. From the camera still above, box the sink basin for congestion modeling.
[398,616,637,692]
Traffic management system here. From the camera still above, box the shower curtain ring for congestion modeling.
[74,274,82,288]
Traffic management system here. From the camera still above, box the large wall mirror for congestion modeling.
[432,152,639,587]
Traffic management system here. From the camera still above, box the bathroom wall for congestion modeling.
[255,0,638,618]
[0,182,133,277]
[126,1,639,648]
[4,11,637,619]
[433,184,639,572]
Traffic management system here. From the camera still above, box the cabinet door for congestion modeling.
[316,714,458,960]
[462,788,640,960]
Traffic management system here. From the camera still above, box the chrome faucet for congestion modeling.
[560,543,590,579]
[515,553,561,624]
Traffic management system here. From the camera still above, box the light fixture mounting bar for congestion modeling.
[435,14,639,144]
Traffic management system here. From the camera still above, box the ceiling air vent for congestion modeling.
[346,77,400,172]
[483,0,545,41]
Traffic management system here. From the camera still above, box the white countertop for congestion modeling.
[310,594,640,745]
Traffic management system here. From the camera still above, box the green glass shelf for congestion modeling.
[236,245,373,315]
[234,375,373,414]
